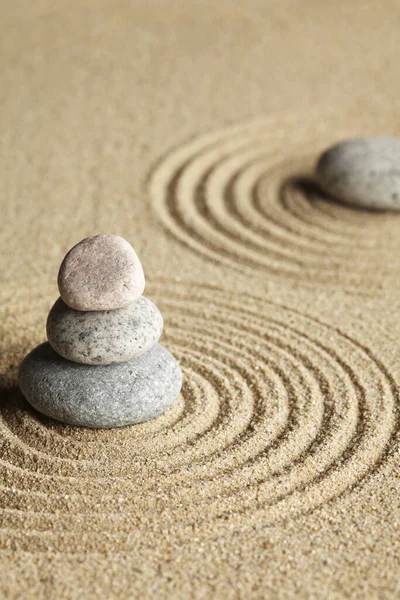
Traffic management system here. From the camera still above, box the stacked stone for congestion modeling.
[18,234,182,428]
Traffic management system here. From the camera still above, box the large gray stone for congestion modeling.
[47,296,163,365]
[18,343,182,428]
[58,234,145,311]
[316,137,400,210]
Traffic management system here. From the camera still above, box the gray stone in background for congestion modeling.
[18,342,182,428]
[58,234,145,311]
[47,296,163,365]
[316,137,400,210]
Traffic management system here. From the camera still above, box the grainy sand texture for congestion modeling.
[1,1,400,598]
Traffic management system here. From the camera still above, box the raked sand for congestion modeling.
[0,1,399,598]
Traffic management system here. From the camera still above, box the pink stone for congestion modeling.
[58,234,145,311]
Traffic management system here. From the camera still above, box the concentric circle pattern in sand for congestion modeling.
[150,116,400,293]
[1,282,398,553]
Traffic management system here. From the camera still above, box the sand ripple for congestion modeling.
[150,117,400,293]
[1,282,398,552]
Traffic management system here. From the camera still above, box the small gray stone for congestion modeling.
[47,296,163,365]
[58,234,145,311]
[18,342,182,428]
[316,137,400,210]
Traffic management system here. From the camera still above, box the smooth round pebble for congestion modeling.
[47,296,163,365]
[316,137,400,210]
[18,343,182,428]
[58,234,145,311]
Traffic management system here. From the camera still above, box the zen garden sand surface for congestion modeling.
[0,1,400,599]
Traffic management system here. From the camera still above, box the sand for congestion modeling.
[0,0,400,598]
